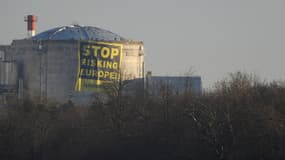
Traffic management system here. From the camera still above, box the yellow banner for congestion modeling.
[75,41,123,92]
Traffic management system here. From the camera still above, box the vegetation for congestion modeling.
[0,72,285,160]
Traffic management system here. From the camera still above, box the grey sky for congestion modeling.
[1,0,285,88]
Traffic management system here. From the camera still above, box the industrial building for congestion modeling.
[146,75,202,95]
[0,15,144,104]
[0,15,201,105]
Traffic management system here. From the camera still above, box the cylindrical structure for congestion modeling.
[6,25,144,104]
[0,61,18,86]
[24,15,37,37]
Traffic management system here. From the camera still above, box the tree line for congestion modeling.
[0,72,285,160]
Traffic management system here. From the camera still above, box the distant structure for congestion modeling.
[0,15,144,104]
[145,72,202,95]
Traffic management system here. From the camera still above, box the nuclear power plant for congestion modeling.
[0,15,201,105]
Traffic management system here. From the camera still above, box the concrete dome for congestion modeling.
[31,25,125,41]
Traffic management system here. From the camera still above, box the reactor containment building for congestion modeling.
[0,24,144,104]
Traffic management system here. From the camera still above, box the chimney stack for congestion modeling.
[24,15,37,37]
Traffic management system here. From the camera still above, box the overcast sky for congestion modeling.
[1,0,285,88]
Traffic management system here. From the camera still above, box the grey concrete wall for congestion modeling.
[7,40,43,100]
[45,41,78,103]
